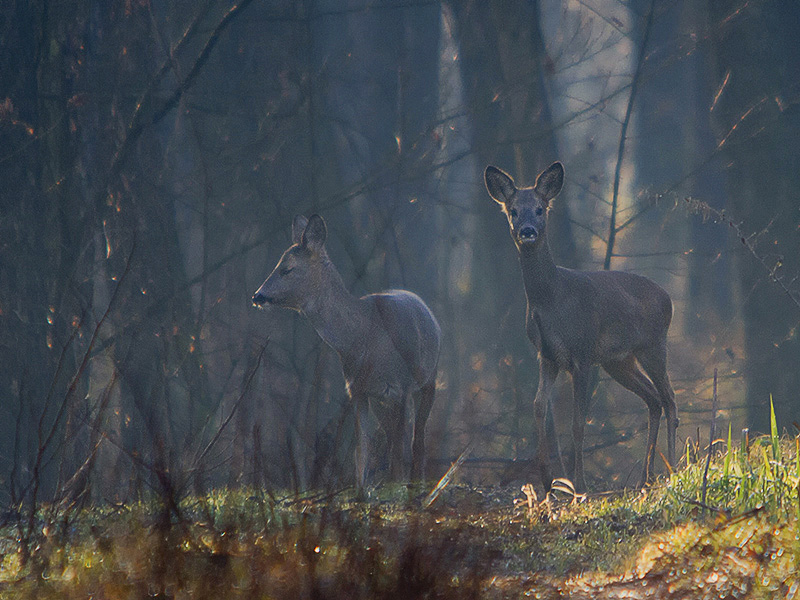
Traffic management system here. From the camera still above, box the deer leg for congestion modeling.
[545,396,565,477]
[373,396,406,482]
[354,396,371,488]
[387,399,406,481]
[534,358,559,491]
[570,367,592,492]
[602,356,662,487]
[637,343,678,468]
[411,380,435,481]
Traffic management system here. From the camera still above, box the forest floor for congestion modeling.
[1,435,799,599]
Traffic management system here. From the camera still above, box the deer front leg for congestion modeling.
[570,367,592,492]
[534,357,559,492]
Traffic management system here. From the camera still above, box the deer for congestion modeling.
[484,162,678,492]
[252,214,441,488]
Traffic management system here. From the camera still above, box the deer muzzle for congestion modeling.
[518,225,538,244]
[252,291,272,306]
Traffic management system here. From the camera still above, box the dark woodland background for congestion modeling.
[1,0,799,507]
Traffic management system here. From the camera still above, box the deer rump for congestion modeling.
[342,290,440,400]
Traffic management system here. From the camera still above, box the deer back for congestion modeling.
[343,290,441,399]
[528,266,672,368]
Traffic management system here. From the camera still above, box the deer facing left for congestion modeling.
[252,214,441,487]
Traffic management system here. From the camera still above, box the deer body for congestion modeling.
[252,215,440,487]
[485,163,678,491]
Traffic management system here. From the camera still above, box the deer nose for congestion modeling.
[252,292,268,306]
[518,226,537,242]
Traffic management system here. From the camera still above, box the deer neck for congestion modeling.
[518,229,559,306]
[302,265,369,362]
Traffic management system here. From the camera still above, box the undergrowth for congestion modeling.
[660,399,800,522]
[1,422,799,599]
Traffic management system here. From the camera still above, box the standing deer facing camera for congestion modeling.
[484,162,678,491]
[252,214,441,487]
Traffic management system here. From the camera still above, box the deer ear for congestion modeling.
[485,166,516,204]
[534,162,564,202]
[301,214,327,251]
[291,215,309,245]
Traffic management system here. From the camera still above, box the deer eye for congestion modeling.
[280,267,294,277]
[535,207,543,216]
[509,208,518,218]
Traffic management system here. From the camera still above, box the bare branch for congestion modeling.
[19,236,136,563]
[701,369,718,515]
[685,196,800,311]
[97,0,258,214]
[604,0,656,271]
[191,342,268,472]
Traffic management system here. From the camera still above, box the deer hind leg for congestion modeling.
[570,367,592,492]
[636,342,678,468]
[411,379,435,481]
[602,356,662,487]
[373,395,406,482]
[534,358,560,492]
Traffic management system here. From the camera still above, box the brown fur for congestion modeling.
[253,215,441,486]
[485,163,678,491]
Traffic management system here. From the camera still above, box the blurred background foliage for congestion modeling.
[1,0,799,507]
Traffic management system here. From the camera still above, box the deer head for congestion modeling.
[484,162,564,248]
[252,214,331,312]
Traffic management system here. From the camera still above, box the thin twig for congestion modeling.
[603,0,656,270]
[701,369,718,515]
[679,493,729,517]
[21,236,136,563]
[423,443,473,509]
[685,196,800,311]
[192,342,269,471]
[96,0,258,214]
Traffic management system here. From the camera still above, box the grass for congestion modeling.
[2,425,800,599]
[661,399,800,522]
